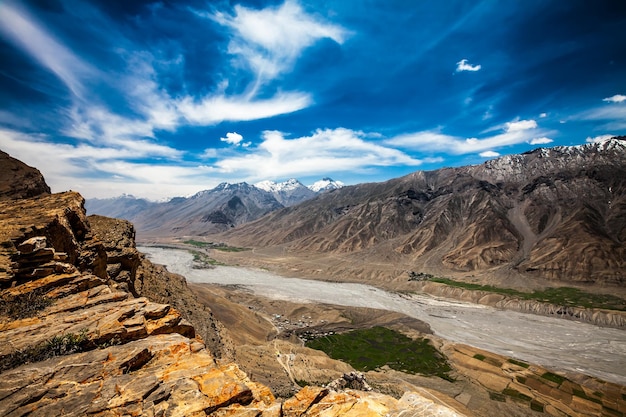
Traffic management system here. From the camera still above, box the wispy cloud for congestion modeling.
[576,95,626,130]
[208,128,422,179]
[0,2,97,97]
[603,94,626,103]
[479,150,499,157]
[456,58,481,72]
[176,91,312,125]
[386,119,550,155]
[211,0,348,88]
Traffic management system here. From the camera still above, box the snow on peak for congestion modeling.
[308,177,345,192]
[254,178,305,193]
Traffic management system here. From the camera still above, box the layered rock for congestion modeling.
[0,184,468,415]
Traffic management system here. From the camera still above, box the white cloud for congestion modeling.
[0,2,96,97]
[176,91,312,125]
[212,128,422,179]
[221,132,244,146]
[539,112,548,118]
[212,0,347,85]
[479,151,500,158]
[456,59,481,72]
[529,137,553,145]
[386,119,548,154]
[576,99,626,130]
[586,134,615,143]
[603,94,626,103]
[506,119,537,131]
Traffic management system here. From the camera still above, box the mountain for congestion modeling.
[221,137,626,285]
[130,182,284,237]
[87,177,344,236]
[254,178,316,206]
[308,177,345,192]
[85,194,156,220]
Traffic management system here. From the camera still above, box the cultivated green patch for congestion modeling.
[422,276,626,311]
[305,326,453,381]
[190,250,224,268]
[183,240,249,252]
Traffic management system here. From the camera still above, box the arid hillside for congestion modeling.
[219,138,626,286]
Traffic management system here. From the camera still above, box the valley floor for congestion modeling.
[140,246,626,386]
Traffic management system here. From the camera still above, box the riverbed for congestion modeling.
[140,246,626,385]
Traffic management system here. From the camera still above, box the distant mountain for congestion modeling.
[86,177,343,237]
[221,137,626,285]
[308,177,345,192]
[254,178,316,206]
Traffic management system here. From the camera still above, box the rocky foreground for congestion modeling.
[0,189,468,414]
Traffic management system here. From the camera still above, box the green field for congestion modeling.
[426,277,626,311]
[305,326,453,381]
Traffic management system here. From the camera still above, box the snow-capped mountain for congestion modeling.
[254,178,315,206]
[86,177,345,236]
[308,177,345,192]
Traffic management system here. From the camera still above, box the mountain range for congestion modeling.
[86,178,344,236]
[218,138,626,286]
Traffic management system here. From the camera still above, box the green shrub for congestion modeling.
[0,289,53,319]
[0,329,88,372]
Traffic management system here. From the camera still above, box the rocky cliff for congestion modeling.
[0,150,50,201]
[0,162,469,415]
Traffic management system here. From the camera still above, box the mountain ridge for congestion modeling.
[86,177,344,236]
[217,137,626,286]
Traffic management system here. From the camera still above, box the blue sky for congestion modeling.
[0,0,625,199]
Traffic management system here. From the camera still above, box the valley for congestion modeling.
[141,245,626,386]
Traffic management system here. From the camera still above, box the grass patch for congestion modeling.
[503,388,532,402]
[530,399,545,413]
[183,240,249,252]
[508,358,530,368]
[473,353,486,361]
[424,277,626,311]
[306,326,453,381]
[515,376,527,384]
[0,330,88,372]
[295,379,309,387]
[541,372,567,386]
[190,250,224,268]
[0,289,53,319]
[489,392,506,402]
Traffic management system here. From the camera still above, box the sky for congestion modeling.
[0,0,625,200]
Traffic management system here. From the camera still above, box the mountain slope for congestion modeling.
[221,138,626,285]
[87,178,344,236]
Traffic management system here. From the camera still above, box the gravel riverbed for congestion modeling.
[140,246,626,385]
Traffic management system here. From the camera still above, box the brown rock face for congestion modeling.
[0,150,50,200]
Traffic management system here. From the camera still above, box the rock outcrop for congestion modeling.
[0,166,468,415]
[0,150,50,201]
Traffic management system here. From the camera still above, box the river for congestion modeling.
[139,246,626,385]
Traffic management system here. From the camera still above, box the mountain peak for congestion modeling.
[308,177,345,192]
